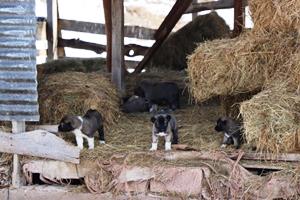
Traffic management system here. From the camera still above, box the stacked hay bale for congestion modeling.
[187,0,300,153]
[147,11,230,70]
[38,72,120,129]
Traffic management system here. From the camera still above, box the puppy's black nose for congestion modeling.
[215,126,222,132]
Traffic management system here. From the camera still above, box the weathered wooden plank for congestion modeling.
[162,151,300,162]
[11,121,25,188]
[46,0,58,60]
[111,0,125,92]
[7,186,178,200]
[233,0,245,37]
[57,38,148,57]
[0,130,80,164]
[185,0,248,13]
[103,0,112,72]
[133,0,192,74]
[58,19,156,40]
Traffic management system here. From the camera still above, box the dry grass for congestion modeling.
[187,31,298,103]
[240,85,300,154]
[38,72,120,129]
[249,0,300,33]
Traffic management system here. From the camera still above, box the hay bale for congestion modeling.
[187,31,298,103]
[249,0,300,32]
[38,72,120,129]
[147,11,230,70]
[240,86,300,153]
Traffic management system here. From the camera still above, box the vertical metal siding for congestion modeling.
[0,0,39,121]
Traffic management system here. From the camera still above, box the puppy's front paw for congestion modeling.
[220,144,227,148]
[165,142,171,151]
[150,143,158,151]
[99,140,106,144]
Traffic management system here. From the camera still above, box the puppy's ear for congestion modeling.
[69,117,81,129]
[150,116,156,123]
[166,115,171,122]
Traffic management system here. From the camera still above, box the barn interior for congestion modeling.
[0,0,300,199]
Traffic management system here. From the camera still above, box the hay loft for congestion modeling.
[240,85,300,153]
[38,72,120,129]
[187,31,299,103]
[147,11,230,70]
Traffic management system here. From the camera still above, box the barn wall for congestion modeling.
[0,0,39,121]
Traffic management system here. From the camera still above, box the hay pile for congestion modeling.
[147,11,230,70]
[187,0,300,153]
[38,72,120,129]
[240,85,300,153]
[249,0,300,32]
[187,31,298,102]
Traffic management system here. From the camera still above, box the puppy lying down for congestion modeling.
[58,109,105,149]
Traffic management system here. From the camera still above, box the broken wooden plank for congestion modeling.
[0,130,80,164]
[103,0,112,72]
[233,0,245,37]
[59,19,156,40]
[57,38,148,57]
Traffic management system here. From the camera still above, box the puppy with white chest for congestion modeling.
[150,108,178,151]
[58,109,105,149]
[214,116,243,149]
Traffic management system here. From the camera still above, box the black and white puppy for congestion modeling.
[150,108,178,151]
[214,117,243,149]
[58,109,105,149]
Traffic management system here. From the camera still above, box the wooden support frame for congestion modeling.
[133,0,193,74]
[46,0,58,60]
[233,0,245,37]
[11,121,25,188]
[103,0,112,72]
[111,0,125,92]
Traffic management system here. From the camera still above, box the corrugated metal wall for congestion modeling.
[0,0,39,121]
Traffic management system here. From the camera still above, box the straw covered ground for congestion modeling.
[187,30,299,103]
[38,72,120,129]
[249,0,300,32]
[79,104,225,162]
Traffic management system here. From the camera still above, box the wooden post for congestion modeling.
[103,0,112,72]
[133,0,192,74]
[111,0,125,92]
[192,0,198,20]
[233,0,244,37]
[11,121,25,188]
[46,0,58,60]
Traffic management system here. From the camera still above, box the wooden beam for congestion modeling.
[111,0,125,92]
[59,19,156,40]
[11,121,25,188]
[103,0,112,72]
[185,0,248,13]
[57,38,148,57]
[46,0,58,60]
[233,0,245,37]
[0,130,80,164]
[133,0,193,74]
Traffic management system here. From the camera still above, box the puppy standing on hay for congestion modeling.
[214,117,243,149]
[58,109,105,149]
[150,108,178,151]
